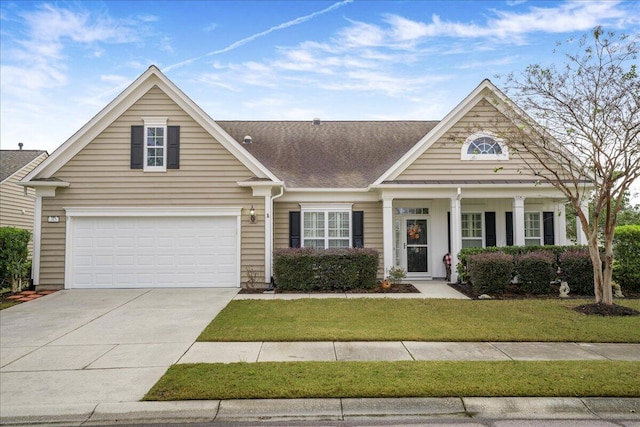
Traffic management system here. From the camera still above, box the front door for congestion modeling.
[404,218,428,274]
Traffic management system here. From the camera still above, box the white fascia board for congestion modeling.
[23,66,281,183]
[372,80,499,186]
[64,206,242,217]
[374,185,569,200]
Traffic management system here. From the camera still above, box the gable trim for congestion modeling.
[21,65,280,184]
[373,79,497,185]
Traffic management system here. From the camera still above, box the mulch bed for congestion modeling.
[239,283,420,294]
[449,282,639,317]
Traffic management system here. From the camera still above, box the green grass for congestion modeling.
[0,301,19,310]
[145,360,640,400]
[198,299,640,342]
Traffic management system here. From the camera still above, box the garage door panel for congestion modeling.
[69,216,238,288]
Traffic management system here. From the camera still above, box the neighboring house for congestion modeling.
[1,148,48,235]
[20,66,586,290]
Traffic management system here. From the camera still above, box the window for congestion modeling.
[143,118,167,172]
[525,212,542,246]
[301,204,351,249]
[461,132,509,161]
[461,213,483,248]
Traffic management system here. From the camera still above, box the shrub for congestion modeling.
[467,252,514,295]
[0,227,32,292]
[560,248,594,295]
[273,248,379,291]
[613,225,640,293]
[515,251,556,294]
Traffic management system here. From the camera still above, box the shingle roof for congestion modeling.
[217,121,438,188]
[1,150,47,182]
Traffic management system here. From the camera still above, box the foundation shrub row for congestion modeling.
[459,245,594,296]
[273,248,379,292]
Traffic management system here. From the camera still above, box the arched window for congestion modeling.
[461,133,508,160]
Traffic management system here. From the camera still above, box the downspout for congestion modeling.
[268,186,285,288]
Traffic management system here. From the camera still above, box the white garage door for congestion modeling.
[68,216,238,288]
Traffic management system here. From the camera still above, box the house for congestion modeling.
[1,148,48,235]
[20,65,587,290]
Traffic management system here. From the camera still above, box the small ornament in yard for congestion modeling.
[612,282,625,298]
[559,281,570,298]
[478,294,493,300]
[381,279,392,289]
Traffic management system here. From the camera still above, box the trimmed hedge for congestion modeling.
[457,245,570,284]
[467,252,514,295]
[273,248,379,292]
[516,250,556,294]
[0,227,31,292]
[559,248,594,296]
[613,225,640,293]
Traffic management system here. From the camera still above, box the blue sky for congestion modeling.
[1,0,639,158]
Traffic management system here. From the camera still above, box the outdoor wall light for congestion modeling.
[250,205,256,224]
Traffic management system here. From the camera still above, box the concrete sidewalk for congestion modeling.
[178,341,640,364]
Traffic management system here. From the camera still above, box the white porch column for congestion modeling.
[382,197,394,277]
[513,196,526,246]
[450,195,462,283]
[555,202,567,245]
[576,198,589,245]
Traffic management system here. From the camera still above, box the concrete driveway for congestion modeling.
[0,288,238,414]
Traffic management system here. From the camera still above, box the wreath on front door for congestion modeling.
[408,223,421,240]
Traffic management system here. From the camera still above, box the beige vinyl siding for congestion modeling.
[273,201,384,279]
[0,154,46,231]
[398,98,558,181]
[39,86,264,289]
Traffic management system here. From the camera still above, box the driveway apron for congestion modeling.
[0,288,238,410]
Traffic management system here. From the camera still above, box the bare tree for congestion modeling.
[500,27,639,305]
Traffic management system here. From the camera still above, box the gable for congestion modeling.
[56,86,256,185]
[396,99,552,182]
[22,66,278,185]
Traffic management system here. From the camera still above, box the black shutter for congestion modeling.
[543,211,555,245]
[130,125,144,169]
[352,211,364,248]
[505,212,514,246]
[447,212,451,254]
[289,211,301,248]
[167,126,180,169]
[485,212,497,247]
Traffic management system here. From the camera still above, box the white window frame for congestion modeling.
[524,211,542,246]
[461,212,483,248]
[300,203,352,249]
[143,117,167,172]
[461,132,509,161]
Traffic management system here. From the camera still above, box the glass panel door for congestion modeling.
[405,218,428,273]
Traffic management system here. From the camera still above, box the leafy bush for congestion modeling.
[0,227,32,292]
[467,252,514,295]
[273,248,379,291]
[457,245,582,284]
[559,248,594,295]
[613,225,640,292]
[516,251,556,294]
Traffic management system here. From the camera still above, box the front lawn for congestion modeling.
[145,360,640,400]
[198,299,640,342]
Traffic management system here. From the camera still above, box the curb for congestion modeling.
[1,397,639,425]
